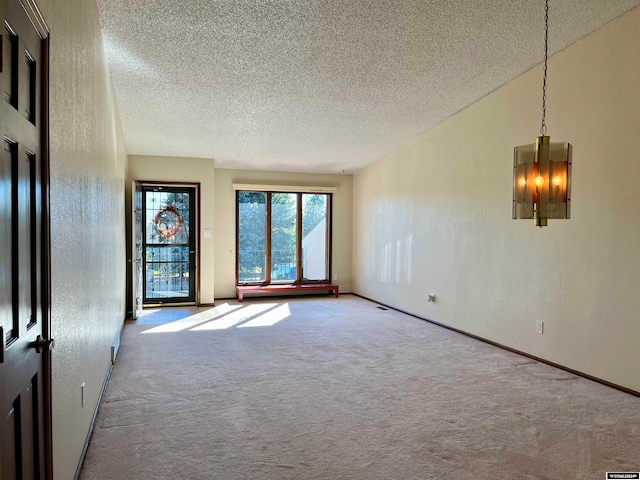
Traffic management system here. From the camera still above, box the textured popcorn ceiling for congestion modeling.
[97,1,640,173]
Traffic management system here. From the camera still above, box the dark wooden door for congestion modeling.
[0,0,51,478]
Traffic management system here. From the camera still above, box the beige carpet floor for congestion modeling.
[80,295,640,479]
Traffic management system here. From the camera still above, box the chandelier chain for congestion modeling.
[540,0,549,136]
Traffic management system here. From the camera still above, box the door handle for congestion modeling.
[32,335,55,353]
[0,327,4,363]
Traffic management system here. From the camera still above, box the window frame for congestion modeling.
[235,190,332,286]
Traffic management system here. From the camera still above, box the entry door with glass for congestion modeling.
[142,186,196,305]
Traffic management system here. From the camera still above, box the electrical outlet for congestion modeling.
[536,320,544,334]
[427,294,436,303]
[332,274,338,281]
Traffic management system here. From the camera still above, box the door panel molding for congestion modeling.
[18,0,48,39]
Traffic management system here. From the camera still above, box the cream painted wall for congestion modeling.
[35,0,128,478]
[214,169,353,299]
[128,155,216,303]
[354,7,640,392]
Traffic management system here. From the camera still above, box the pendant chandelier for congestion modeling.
[512,0,572,227]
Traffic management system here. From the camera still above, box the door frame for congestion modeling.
[130,180,142,319]
[30,1,52,477]
[131,181,201,309]
[41,33,53,480]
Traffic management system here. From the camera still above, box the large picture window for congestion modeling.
[237,191,331,284]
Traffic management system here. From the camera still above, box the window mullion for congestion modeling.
[327,194,332,282]
[296,193,302,282]
[265,192,272,284]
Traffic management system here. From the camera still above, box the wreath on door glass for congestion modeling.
[154,205,184,240]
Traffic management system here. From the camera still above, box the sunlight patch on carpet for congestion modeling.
[190,303,278,331]
[238,303,291,328]
[141,304,242,334]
